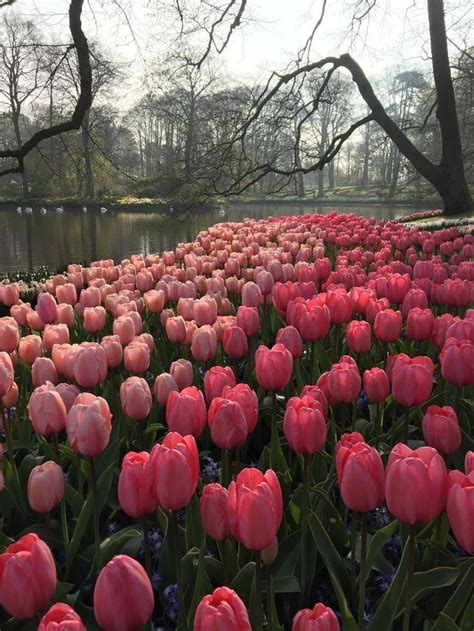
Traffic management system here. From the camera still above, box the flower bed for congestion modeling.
[0,211,473,631]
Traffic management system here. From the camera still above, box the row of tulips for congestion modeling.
[0,210,473,630]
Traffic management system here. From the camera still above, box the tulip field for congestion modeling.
[0,210,473,631]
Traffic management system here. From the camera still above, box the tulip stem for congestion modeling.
[402,525,417,631]
[90,456,101,568]
[52,432,61,464]
[2,404,23,504]
[221,448,231,487]
[60,499,69,569]
[270,391,278,470]
[170,511,187,629]
[375,402,382,446]
[351,510,357,603]
[45,510,53,543]
[301,453,310,596]
[358,512,368,631]
[403,407,410,443]
[141,516,151,578]
[76,453,84,497]
[253,551,263,631]
[454,385,462,413]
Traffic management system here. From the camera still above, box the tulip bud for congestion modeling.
[194,587,251,631]
[118,451,157,517]
[422,405,461,454]
[120,376,152,421]
[166,386,207,437]
[292,603,339,631]
[94,555,154,631]
[255,343,293,391]
[200,483,231,540]
[0,534,57,619]
[28,461,65,513]
[38,603,86,631]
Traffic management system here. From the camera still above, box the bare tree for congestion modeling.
[0,0,92,184]
[198,0,472,214]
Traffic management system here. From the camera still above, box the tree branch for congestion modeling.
[0,0,92,176]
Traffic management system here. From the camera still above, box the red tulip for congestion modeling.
[200,483,231,541]
[194,296,218,326]
[237,306,260,337]
[0,351,14,398]
[191,325,218,363]
[440,337,474,386]
[292,603,339,631]
[336,440,385,511]
[28,382,67,436]
[228,468,282,550]
[55,382,80,412]
[221,383,259,433]
[298,303,331,341]
[18,334,43,365]
[255,343,293,391]
[223,325,248,358]
[346,319,371,353]
[74,342,107,388]
[170,358,194,390]
[113,315,136,345]
[363,368,389,403]
[124,341,150,374]
[2,381,18,408]
[406,307,434,341]
[283,395,327,454]
[38,603,86,631]
[374,309,402,342]
[66,395,112,457]
[328,361,361,403]
[204,366,236,403]
[120,376,152,421]
[391,353,434,406]
[0,533,57,619]
[0,316,19,353]
[118,451,157,517]
[385,443,447,524]
[37,292,58,324]
[276,325,303,359]
[466,451,474,475]
[146,432,199,510]
[83,305,107,333]
[422,405,461,454]
[208,397,249,449]
[94,555,154,631]
[28,461,64,513]
[154,372,179,406]
[447,470,474,554]
[32,356,58,387]
[101,334,123,368]
[194,586,251,631]
[385,273,411,304]
[166,386,207,437]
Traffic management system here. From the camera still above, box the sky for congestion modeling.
[8,0,474,109]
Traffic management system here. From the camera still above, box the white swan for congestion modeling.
[100,206,107,214]
[24,206,33,214]
[40,207,47,215]
[56,206,64,213]
[218,208,226,217]
[82,206,87,213]
[16,206,22,214]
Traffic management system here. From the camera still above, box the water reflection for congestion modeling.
[0,202,409,273]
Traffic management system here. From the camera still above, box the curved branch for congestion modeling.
[0,0,92,177]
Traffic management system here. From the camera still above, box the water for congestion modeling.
[0,203,416,273]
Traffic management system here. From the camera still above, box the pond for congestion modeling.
[0,202,417,273]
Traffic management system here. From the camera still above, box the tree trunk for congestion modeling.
[82,110,94,198]
[359,123,371,190]
[328,160,335,190]
[317,168,324,198]
[12,111,29,196]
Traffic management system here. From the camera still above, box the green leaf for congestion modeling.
[65,461,115,574]
[368,535,410,631]
[442,563,474,622]
[185,492,204,551]
[395,567,460,617]
[365,518,399,573]
[267,574,284,630]
[431,613,459,631]
[460,594,474,631]
[327,568,358,631]
[98,526,142,569]
[272,531,301,581]
[187,541,213,628]
[231,561,255,603]
[308,510,352,597]
[272,575,301,593]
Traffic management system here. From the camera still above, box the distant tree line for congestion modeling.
[0,2,472,210]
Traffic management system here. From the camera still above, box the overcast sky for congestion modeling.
[10,0,473,108]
